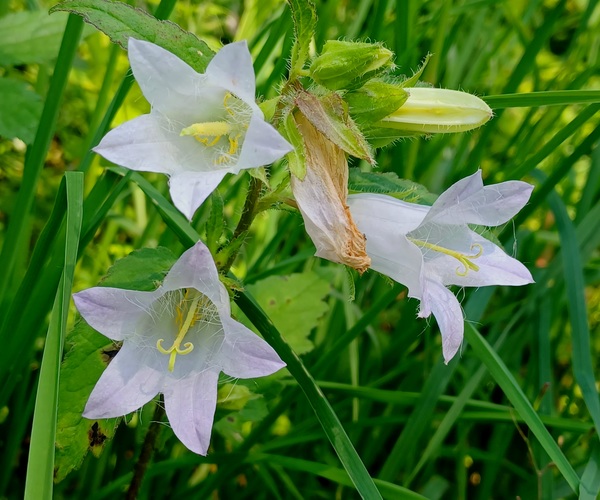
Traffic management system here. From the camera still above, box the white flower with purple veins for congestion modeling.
[348,170,534,363]
[94,38,293,219]
[73,240,285,455]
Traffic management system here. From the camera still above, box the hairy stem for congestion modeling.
[126,400,166,500]
[221,176,263,273]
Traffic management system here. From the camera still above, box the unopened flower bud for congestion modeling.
[346,80,408,123]
[378,87,493,133]
[309,40,394,91]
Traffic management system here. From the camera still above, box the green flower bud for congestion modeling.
[378,87,493,133]
[346,79,408,123]
[309,40,394,91]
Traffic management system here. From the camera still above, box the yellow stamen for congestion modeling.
[409,239,484,276]
[156,293,201,372]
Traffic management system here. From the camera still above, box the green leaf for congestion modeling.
[483,90,600,109]
[0,78,42,144]
[0,10,68,65]
[246,273,330,354]
[25,173,83,499]
[50,0,215,73]
[287,0,316,77]
[348,169,437,204]
[54,247,177,482]
[295,90,374,162]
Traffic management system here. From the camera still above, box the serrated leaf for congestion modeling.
[50,0,215,72]
[0,11,68,66]
[348,169,437,204]
[245,273,330,354]
[288,0,317,76]
[102,246,177,291]
[0,78,42,144]
[296,90,374,163]
[55,247,177,482]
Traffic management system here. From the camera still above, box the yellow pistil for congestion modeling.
[156,292,201,372]
[409,239,484,276]
[179,93,246,165]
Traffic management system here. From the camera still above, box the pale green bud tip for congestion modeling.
[380,87,493,133]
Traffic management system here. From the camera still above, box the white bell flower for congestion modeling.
[94,38,293,219]
[348,170,534,362]
[73,240,285,455]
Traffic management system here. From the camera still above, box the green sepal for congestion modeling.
[288,0,317,77]
[50,0,215,72]
[346,79,408,124]
[282,111,308,179]
[361,124,422,148]
[248,166,271,189]
[295,89,374,163]
[401,53,431,88]
[309,40,394,91]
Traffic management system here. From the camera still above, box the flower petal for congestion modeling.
[423,229,534,287]
[419,279,464,364]
[161,240,228,308]
[205,41,259,112]
[93,113,208,175]
[128,38,207,124]
[348,193,429,240]
[83,343,164,418]
[168,170,227,220]
[219,316,286,378]
[163,370,219,455]
[73,287,159,341]
[422,170,534,227]
[236,114,293,173]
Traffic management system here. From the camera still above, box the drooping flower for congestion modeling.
[94,38,293,219]
[290,113,371,273]
[73,240,285,455]
[347,170,534,362]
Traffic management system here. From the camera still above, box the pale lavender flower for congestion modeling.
[348,170,534,362]
[73,240,285,455]
[94,38,292,219]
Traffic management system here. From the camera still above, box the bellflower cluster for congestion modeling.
[94,38,292,219]
[79,33,534,458]
[74,241,285,455]
[348,171,534,362]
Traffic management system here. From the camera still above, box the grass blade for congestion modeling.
[24,172,84,500]
[464,323,580,493]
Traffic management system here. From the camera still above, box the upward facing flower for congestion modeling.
[94,38,292,219]
[73,241,285,455]
[348,171,534,362]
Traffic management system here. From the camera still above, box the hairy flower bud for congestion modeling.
[378,87,493,134]
[309,40,394,91]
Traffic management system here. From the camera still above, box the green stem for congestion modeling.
[221,176,263,273]
[126,401,166,500]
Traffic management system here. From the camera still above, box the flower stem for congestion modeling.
[221,176,263,273]
[126,399,165,500]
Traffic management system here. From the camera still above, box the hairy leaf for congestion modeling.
[50,0,215,72]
